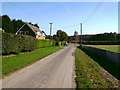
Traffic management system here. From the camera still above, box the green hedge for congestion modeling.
[2,32,37,54]
[37,40,56,48]
[2,32,64,55]
[55,41,62,46]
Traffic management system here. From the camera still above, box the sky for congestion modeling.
[1,2,118,36]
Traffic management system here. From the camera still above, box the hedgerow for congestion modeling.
[2,32,62,55]
[2,32,37,54]
[37,39,56,48]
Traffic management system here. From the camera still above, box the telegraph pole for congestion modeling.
[49,23,52,40]
[80,23,82,47]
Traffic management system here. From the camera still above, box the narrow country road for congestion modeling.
[2,44,76,88]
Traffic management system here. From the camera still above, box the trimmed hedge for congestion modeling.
[2,32,64,55]
[55,41,62,46]
[2,32,37,54]
[37,40,56,48]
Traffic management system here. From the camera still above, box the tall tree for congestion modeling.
[34,23,39,28]
[2,15,14,33]
[56,30,68,41]
[12,19,25,34]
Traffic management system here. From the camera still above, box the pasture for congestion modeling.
[86,45,119,53]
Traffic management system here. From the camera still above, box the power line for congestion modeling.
[6,2,103,32]
[83,2,103,24]
[51,2,103,30]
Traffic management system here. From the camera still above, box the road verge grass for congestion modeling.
[2,46,63,77]
[81,47,120,80]
[75,47,117,88]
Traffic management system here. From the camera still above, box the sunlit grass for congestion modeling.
[2,46,63,77]
[75,48,115,88]
[87,45,119,53]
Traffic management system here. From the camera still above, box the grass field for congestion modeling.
[2,46,63,77]
[75,48,116,88]
[87,45,119,53]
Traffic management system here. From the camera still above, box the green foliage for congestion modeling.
[86,32,119,41]
[2,32,37,54]
[54,30,68,41]
[54,35,59,41]
[12,19,25,34]
[37,40,56,48]
[2,32,62,55]
[75,48,115,88]
[2,15,14,33]
[55,41,62,46]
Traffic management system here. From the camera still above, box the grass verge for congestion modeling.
[81,47,120,80]
[75,47,116,88]
[2,46,63,77]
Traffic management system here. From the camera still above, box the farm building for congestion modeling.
[15,23,46,39]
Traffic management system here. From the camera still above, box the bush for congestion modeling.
[2,32,37,55]
[37,40,56,48]
[55,41,62,46]
[2,32,62,55]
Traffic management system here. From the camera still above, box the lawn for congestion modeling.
[87,45,119,53]
[75,48,117,88]
[2,46,63,77]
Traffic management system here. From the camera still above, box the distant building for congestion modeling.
[16,23,46,39]
[74,31,78,36]
[74,31,79,42]
[68,31,91,42]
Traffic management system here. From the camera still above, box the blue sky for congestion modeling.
[2,2,118,35]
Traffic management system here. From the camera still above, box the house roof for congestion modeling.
[27,23,41,33]
[16,23,46,36]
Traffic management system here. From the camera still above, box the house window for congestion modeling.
[25,31,29,35]
[19,31,23,34]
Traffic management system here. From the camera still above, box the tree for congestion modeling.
[55,30,68,41]
[86,32,118,41]
[34,23,39,28]
[12,19,25,34]
[53,34,59,41]
[61,31,68,41]
[2,15,14,33]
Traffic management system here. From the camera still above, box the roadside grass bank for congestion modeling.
[81,47,120,80]
[2,46,63,77]
[86,45,119,53]
[75,48,118,88]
